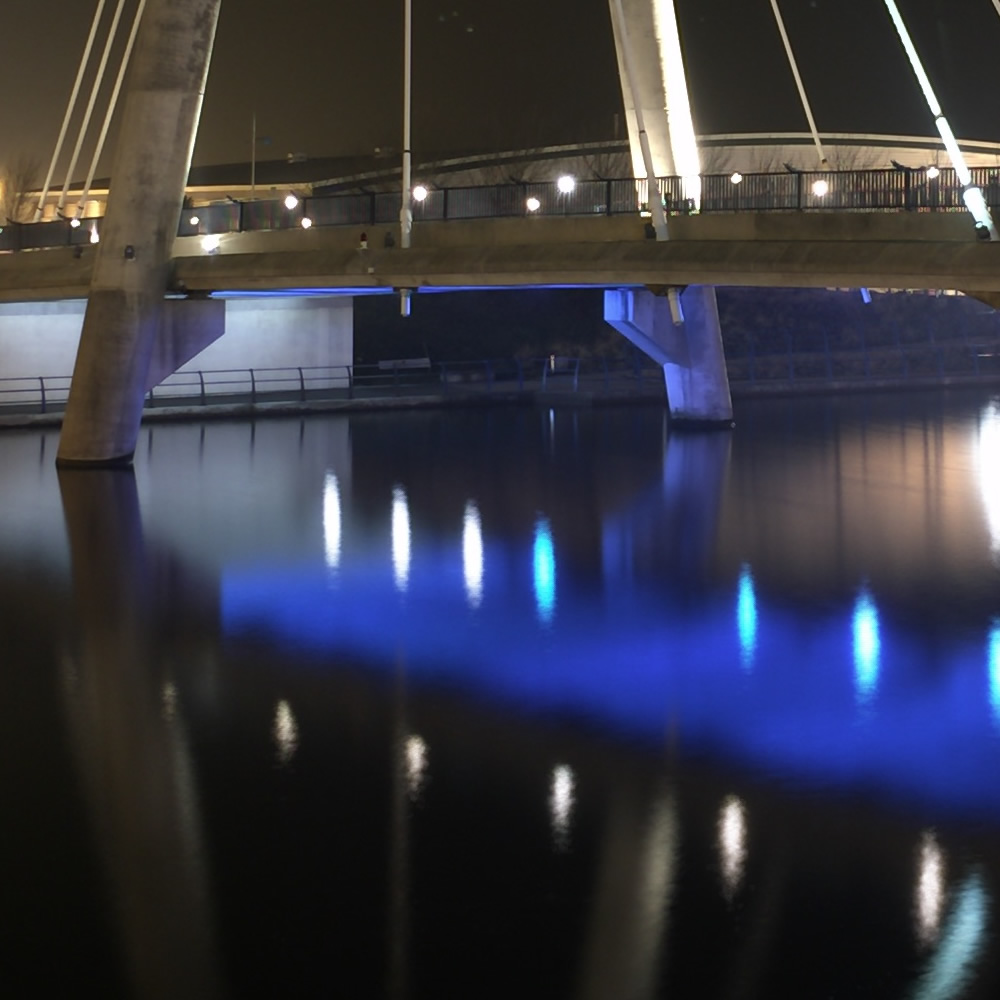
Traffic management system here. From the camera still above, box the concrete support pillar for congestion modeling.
[57,0,222,467]
[605,287,733,425]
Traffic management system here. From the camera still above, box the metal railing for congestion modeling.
[4,166,997,252]
[0,357,665,417]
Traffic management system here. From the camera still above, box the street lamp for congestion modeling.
[284,193,299,210]
[412,184,428,202]
[557,175,576,194]
[526,196,541,213]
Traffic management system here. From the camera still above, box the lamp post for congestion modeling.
[400,0,413,250]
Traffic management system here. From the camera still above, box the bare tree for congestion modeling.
[0,154,42,223]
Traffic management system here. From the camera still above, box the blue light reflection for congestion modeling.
[989,620,1000,727]
[533,519,556,624]
[853,587,881,704]
[736,565,757,670]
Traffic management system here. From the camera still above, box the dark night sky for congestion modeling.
[3,0,1000,173]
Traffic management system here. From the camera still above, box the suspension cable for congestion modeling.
[74,0,149,221]
[56,0,129,216]
[770,0,827,166]
[34,0,108,221]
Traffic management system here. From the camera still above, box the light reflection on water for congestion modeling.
[4,395,1000,996]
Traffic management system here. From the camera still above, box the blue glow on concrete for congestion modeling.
[736,564,757,670]
[533,519,556,624]
[853,586,881,704]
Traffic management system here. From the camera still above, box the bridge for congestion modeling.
[5,0,1000,464]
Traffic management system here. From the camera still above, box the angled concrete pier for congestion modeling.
[57,0,222,466]
[605,287,733,425]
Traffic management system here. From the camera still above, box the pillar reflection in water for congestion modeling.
[912,874,988,1000]
[578,783,678,1000]
[57,469,222,999]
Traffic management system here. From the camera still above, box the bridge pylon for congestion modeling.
[608,0,700,207]
[56,0,223,467]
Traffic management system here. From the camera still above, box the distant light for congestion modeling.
[69,217,81,228]
[300,216,313,229]
[89,227,100,244]
[412,184,428,202]
[812,178,830,197]
[556,174,576,194]
[730,171,744,185]
[189,215,200,226]
[201,234,220,254]
[284,193,299,210]
[525,196,541,213]
[926,165,940,180]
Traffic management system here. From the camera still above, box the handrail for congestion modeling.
[2,344,999,419]
[5,166,999,254]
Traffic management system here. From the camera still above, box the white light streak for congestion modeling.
[284,193,299,210]
[89,227,100,244]
[462,500,484,609]
[718,795,747,898]
[730,171,743,185]
[323,471,341,570]
[557,174,576,194]
[811,178,829,197]
[300,216,313,229]
[525,196,541,212]
[915,831,946,946]
[392,486,411,592]
[550,764,575,850]
[201,234,220,254]
[273,700,298,765]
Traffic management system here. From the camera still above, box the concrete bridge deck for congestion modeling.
[2,213,997,304]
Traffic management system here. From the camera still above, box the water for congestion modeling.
[3,392,1000,998]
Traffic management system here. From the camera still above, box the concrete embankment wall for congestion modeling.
[0,297,353,396]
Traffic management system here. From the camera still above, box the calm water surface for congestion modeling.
[3,393,1000,998]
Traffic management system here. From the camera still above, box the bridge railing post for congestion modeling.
[250,368,257,404]
[198,370,206,405]
[38,377,47,414]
